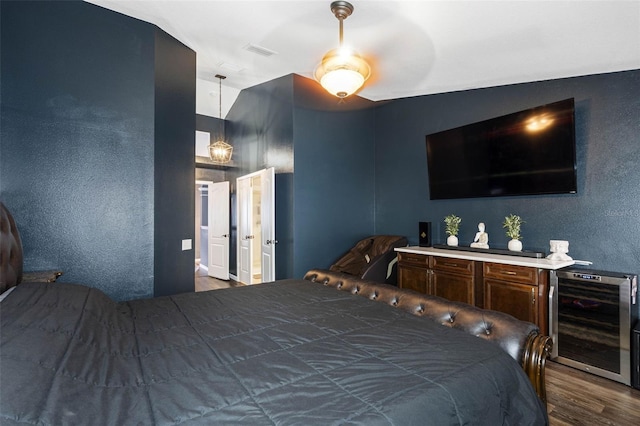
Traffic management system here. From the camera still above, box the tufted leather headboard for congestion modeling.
[304,268,552,404]
[0,202,24,293]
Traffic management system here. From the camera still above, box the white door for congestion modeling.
[208,181,230,280]
[261,167,276,282]
[236,168,276,285]
[237,175,253,285]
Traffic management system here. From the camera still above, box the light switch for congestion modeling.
[182,239,192,251]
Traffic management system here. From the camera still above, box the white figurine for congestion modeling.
[470,222,489,249]
[547,240,572,261]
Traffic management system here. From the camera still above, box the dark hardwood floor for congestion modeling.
[192,273,640,424]
[547,361,640,425]
[195,268,242,292]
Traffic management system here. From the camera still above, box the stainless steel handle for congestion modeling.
[548,272,558,359]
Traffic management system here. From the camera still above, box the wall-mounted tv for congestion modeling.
[426,98,577,200]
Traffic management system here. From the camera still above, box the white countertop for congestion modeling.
[396,246,574,270]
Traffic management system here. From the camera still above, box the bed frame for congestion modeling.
[304,268,552,404]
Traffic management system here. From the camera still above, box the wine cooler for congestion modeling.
[549,268,638,385]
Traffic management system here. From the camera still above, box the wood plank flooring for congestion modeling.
[193,274,640,424]
[195,268,242,292]
[547,361,640,425]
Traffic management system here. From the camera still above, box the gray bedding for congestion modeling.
[0,280,547,425]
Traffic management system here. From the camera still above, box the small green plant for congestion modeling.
[444,214,462,236]
[503,214,524,240]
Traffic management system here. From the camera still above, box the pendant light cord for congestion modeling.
[215,74,226,140]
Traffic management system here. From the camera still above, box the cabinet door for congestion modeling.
[432,271,475,305]
[485,279,537,324]
[398,265,428,294]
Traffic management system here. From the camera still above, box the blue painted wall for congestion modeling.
[152,29,197,297]
[292,90,376,277]
[374,70,640,275]
[226,74,376,278]
[0,0,195,300]
[226,75,295,278]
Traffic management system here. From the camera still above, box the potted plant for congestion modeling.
[444,214,462,246]
[503,214,524,251]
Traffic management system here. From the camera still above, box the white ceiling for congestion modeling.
[86,0,640,116]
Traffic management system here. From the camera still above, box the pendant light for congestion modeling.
[314,1,371,99]
[208,74,233,164]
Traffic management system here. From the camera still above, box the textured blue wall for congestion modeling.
[226,74,376,278]
[290,75,376,278]
[1,0,155,300]
[374,70,640,274]
[226,76,295,278]
[153,29,196,297]
[0,1,196,300]
[293,106,376,277]
[227,76,295,176]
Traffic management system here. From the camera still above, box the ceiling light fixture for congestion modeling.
[314,1,371,99]
[208,74,233,164]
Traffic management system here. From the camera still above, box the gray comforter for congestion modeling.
[0,280,547,425]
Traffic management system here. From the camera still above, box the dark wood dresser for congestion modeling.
[397,247,573,334]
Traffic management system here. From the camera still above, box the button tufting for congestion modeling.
[324,279,330,285]
[371,292,378,300]
[485,328,491,335]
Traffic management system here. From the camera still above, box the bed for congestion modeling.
[0,203,550,425]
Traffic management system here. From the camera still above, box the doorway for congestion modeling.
[237,168,276,285]
[195,180,230,281]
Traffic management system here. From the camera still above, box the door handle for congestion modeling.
[222,234,229,238]
[266,239,279,245]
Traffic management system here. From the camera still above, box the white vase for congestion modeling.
[447,235,459,246]
[508,239,522,252]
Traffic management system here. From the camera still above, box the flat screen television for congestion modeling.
[426,98,577,200]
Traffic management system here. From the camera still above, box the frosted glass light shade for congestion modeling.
[314,48,371,98]
[208,140,233,164]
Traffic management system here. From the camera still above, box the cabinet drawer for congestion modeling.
[432,256,474,275]
[484,262,539,284]
[398,252,429,267]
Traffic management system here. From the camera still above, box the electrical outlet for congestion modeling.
[182,239,192,251]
